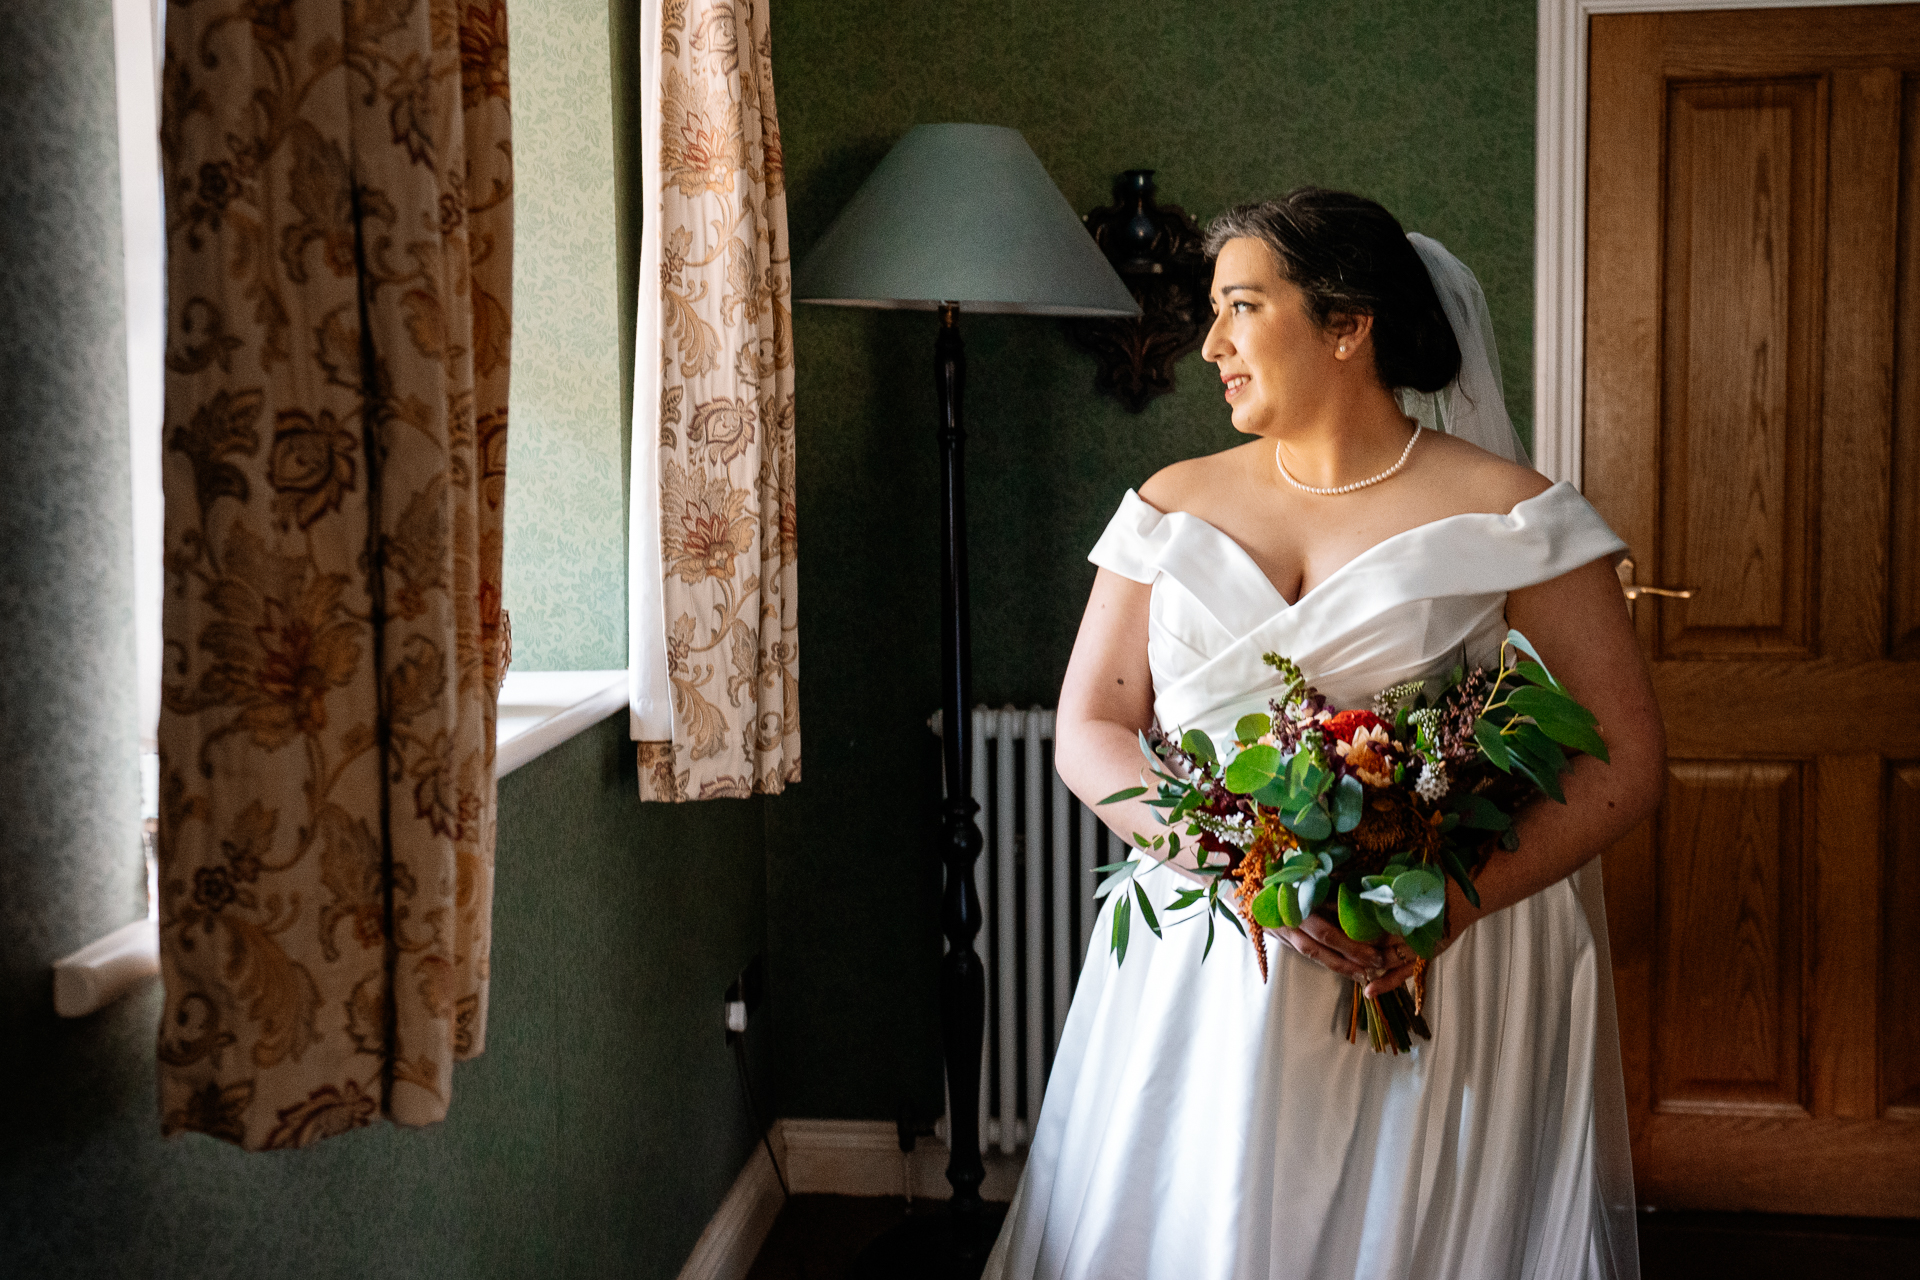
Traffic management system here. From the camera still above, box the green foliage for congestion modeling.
[1098,785,1147,805]
[1251,883,1282,930]
[1181,729,1218,766]
[1222,744,1283,794]
[1133,882,1162,939]
[1359,867,1445,935]
[1234,712,1272,745]
[1505,685,1608,762]
[1332,773,1364,833]
[1338,881,1385,941]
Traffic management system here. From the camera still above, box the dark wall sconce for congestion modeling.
[1063,170,1208,413]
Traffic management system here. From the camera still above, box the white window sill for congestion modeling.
[54,669,629,1016]
[496,668,628,777]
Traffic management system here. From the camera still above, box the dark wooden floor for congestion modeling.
[745,1195,1920,1279]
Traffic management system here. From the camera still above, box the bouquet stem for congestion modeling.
[1348,982,1432,1055]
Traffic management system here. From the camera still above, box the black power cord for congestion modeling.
[732,1023,791,1200]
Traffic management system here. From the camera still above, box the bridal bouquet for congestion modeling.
[1097,630,1607,1053]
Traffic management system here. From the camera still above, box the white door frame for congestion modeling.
[1531,0,1913,486]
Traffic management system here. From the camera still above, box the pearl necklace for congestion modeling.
[1274,425,1421,497]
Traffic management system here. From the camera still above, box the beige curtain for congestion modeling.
[155,0,511,1148]
[629,0,799,802]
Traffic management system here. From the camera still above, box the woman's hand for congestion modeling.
[1273,911,1387,981]
[1361,878,1483,997]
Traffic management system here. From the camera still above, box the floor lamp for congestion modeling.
[794,124,1137,1273]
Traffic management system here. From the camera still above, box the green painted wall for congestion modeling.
[503,0,628,670]
[766,0,1539,1119]
[3,718,772,1279]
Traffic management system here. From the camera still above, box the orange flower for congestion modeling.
[1323,709,1388,742]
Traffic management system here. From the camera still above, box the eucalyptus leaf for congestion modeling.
[1181,729,1219,766]
[1223,744,1284,794]
[1169,886,1206,911]
[1299,873,1329,918]
[1250,883,1283,929]
[1217,898,1248,937]
[1098,785,1148,805]
[1387,868,1447,933]
[1235,712,1273,744]
[1283,802,1333,842]
[1333,774,1365,833]
[1276,878,1304,928]
[1338,881,1386,942]
[1405,915,1445,960]
[1204,910,1218,960]
[1251,778,1293,809]
[1113,894,1132,963]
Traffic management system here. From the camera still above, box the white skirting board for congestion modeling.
[675,1120,1028,1280]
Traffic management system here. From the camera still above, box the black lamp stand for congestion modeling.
[849,303,1003,1277]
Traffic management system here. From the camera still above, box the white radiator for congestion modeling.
[931,705,1122,1155]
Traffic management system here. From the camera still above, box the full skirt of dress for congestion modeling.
[982,484,1640,1280]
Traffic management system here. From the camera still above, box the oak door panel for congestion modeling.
[1886,764,1920,1115]
[1655,762,1805,1114]
[1894,77,1920,660]
[1659,80,1822,658]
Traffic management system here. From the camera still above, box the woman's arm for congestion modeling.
[1056,569,1389,980]
[1363,554,1667,996]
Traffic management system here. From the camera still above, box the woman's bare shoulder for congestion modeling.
[1418,430,1551,515]
[1136,443,1262,514]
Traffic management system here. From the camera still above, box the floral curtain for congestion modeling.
[155,0,512,1149]
[628,0,798,802]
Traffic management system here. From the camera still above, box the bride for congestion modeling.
[982,189,1664,1280]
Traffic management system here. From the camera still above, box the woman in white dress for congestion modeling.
[983,190,1664,1280]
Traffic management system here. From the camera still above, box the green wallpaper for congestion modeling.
[766,0,1539,1119]
[4,717,773,1280]
[502,0,628,671]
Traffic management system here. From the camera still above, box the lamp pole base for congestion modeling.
[845,1200,1010,1280]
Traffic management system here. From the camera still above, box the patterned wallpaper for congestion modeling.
[502,0,627,671]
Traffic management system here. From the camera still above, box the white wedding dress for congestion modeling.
[982,480,1641,1280]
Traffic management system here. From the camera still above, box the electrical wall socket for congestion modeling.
[723,953,766,1045]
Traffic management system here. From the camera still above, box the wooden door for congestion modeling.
[1585,5,1920,1217]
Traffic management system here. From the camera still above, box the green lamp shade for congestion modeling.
[793,124,1140,318]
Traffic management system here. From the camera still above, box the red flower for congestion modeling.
[1322,709,1388,743]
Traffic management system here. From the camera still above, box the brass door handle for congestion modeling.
[1616,556,1695,601]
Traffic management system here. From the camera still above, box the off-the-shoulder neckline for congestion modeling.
[1122,481,1573,609]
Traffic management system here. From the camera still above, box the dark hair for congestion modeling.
[1203,188,1461,394]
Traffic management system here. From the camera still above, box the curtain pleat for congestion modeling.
[630,0,798,802]
[155,0,511,1148]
